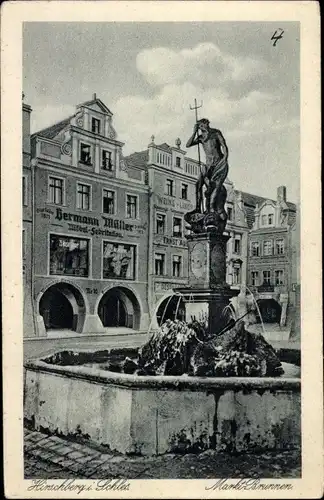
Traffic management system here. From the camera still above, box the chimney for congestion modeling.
[277,186,287,202]
[93,93,97,100]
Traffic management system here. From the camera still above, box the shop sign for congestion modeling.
[36,207,54,219]
[38,207,147,236]
[155,282,178,292]
[155,194,193,212]
[154,234,187,247]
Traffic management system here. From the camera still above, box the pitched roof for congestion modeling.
[124,150,149,169]
[31,116,73,140]
[77,98,112,115]
[157,142,172,153]
[235,190,297,229]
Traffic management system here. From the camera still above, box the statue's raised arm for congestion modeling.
[186,123,201,148]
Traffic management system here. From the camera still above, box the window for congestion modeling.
[91,117,101,134]
[172,255,182,277]
[126,195,138,219]
[263,240,273,256]
[275,270,284,285]
[233,266,241,285]
[166,179,174,196]
[102,150,113,170]
[181,183,188,200]
[103,189,115,214]
[22,176,27,206]
[251,241,260,256]
[48,176,64,205]
[176,157,181,168]
[276,239,284,255]
[155,253,165,276]
[251,271,259,286]
[80,143,92,165]
[173,217,182,237]
[261,212,274,226]
[156,213,166,234]
[263,270,271,285]
[234,238,241,255]
[50,234,89,277]
[103,242,136,280]
[227,207,233,221]
[77,183,91,210]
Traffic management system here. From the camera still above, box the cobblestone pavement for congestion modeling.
[24,428,301,480]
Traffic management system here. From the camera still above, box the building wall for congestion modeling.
[23,103,35,335]
[246,191,297,328]
[288,203,300,339]
[27,98,150,338]
[147,143,196,321]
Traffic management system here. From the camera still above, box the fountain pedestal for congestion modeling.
[177,232,239,335]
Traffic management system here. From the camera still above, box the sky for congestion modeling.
[23,22,300,202]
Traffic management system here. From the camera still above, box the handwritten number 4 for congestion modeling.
[271,29,284,46]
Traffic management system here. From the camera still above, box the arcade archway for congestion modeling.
[257,299,282,324]
[156,295,186,326]
[98,287,141,329]
[39,283,86,332]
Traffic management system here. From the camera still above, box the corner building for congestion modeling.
[30,96,149,337]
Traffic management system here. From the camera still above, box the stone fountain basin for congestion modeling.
[24,350,301,456]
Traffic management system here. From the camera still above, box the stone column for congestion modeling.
[176,232,239,336]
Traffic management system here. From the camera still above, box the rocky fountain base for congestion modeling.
[24,318,300,456]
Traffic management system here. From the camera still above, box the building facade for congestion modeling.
[27,96,150,338]
[288,202,300,339]
[23,100,35,335]
[241,186,297,327]
[23,96,298,340]
[125,137,250,328]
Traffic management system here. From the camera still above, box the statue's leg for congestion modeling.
[209,180,220,213]
[196,175,204,212]
[205,189,210,213]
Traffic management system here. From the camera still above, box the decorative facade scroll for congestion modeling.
[61,129,72,156]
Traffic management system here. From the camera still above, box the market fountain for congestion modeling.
[24,118,300,456]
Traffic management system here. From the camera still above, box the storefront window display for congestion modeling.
[103,241,136,280]
[49,234,89,277]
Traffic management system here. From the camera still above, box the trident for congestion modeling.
[190,99,203,211]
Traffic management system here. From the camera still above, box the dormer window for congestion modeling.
[91,117,101,134]
[102,150,113,170]
[80,143,92,165]
[261,212,274,226]
[176,156,181,168]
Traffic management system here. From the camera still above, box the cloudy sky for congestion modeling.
[23,22,300,201]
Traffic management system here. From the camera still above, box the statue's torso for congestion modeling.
[201,129,223,166]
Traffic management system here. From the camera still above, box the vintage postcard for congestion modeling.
[1,1,322,498]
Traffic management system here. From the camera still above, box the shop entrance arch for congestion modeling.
[39,282,86,332]
[98,287,141,329]
[156,295,186,326]
[257,299,282,324]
